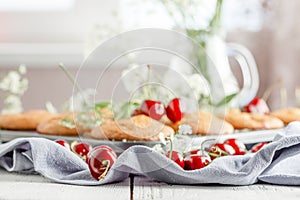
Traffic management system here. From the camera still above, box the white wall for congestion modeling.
[0,0,119,68]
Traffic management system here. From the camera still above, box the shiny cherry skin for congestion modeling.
[166,98,183,123]
[140,100,165,120]
[55,139,70,150]
[251,142,269,153]
[224,138,247,155]
[86,145,117,164]
[244,97,270,114]
[87,147,117,180]
[209,143,236,160]
[184,149,208,157]
[92,145,117,159]
[165,150,185,169]
[71,141,93,160]
[184,154,211,170]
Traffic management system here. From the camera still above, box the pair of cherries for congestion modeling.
[55,140,117,180]
[132,98,183,123]
[166,150,211,170]
[209,139,269,158]
[166,138,269,170]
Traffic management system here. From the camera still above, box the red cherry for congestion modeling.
[251,142,269,153]
[140,100,165,120]
[93,145,117,159]
[189,149,202,155]
[244,97,270,114]
[185,149,207,157]
[71,141,93,160]
[87,147,117,180]
[131,109,144,117]
[184,154,211,170]
[86,145,117,164]
[166,98,183,123]
[55,140,70,150]
[165,151,185,169]
[209,143,235,160]
[224,138,246,155]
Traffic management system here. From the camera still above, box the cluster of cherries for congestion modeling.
[52,97,271,178]
[166,138,269,170]
[55,140,117,180]
[132,98,183,123]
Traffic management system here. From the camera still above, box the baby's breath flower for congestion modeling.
[0,65,28,114]
[152,144,164,154]
[59,117,76,129]
[159,132,167,145]
[45,101,58,114]
[178,124,193,135]
[1,95,23,114]
[18,65,27,74]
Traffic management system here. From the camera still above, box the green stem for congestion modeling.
[209,0,223,32]
[58,63,82,93]
[168,138,173,159]
[58,63,88,106]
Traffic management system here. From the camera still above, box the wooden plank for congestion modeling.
[0,169,130,200]
[133,177,300,200]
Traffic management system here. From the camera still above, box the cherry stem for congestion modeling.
[201,138,216,153]
[211,146,229,156]
[70,140,78,152]
[168,137,173,159]
[98,160,110,180]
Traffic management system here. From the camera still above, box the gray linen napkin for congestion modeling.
[1,122,300,186]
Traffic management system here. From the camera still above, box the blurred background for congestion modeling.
[0,0,299,112]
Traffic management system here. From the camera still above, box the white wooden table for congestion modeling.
[1,169,300,200]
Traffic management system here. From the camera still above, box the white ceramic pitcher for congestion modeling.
[206,34,259,108]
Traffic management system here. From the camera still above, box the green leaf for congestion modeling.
[114,101,140,119]
[215,93,237,107]
[95,101,111,110]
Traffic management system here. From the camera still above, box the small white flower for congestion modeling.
[159,132,167,145]
[45,101,58,114]
[152,144,164,154]
[66,88,95,112]
[1,95,23,114]
[178,124,193,135]
[18,65,27,74]
[186,74,210,97]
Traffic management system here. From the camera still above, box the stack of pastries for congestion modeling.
[1,101,300,141]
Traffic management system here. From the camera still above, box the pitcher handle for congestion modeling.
[227,43,259,107]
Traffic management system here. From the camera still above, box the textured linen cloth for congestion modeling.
[1,122,300,186]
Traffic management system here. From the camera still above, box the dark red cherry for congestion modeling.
[209,143,235,160]
[140,100,165,120]
[71,141,92,160]
[165,150,185,169]
[184,154,211,170]
[87,147,117,180]
[224,138,247,155]
[166,98,183,123]
[251,142,269,153]
[55,139,70,150]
